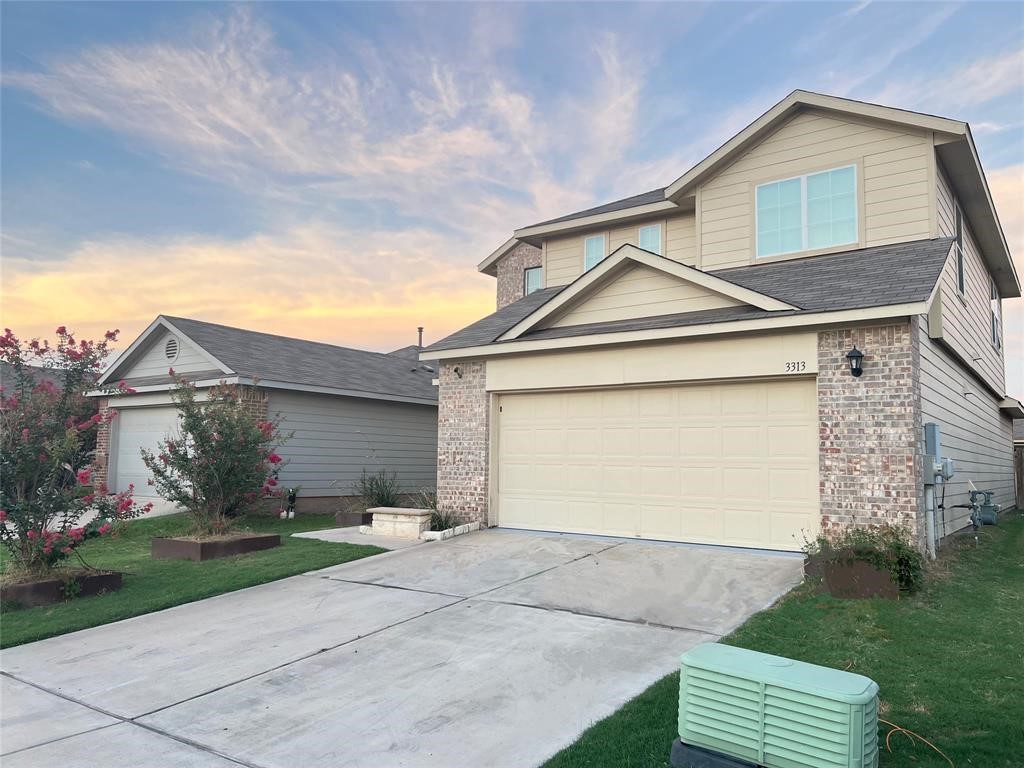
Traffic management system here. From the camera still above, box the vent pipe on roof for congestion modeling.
[417,327,424,348]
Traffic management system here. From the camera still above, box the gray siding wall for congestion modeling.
[267,390,438,497]
[916,315,1015,536]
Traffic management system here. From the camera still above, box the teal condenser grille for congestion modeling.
[678,643,879,768]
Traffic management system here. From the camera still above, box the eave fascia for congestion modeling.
[427,300,931,361]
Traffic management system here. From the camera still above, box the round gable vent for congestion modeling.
[164,337,179,361]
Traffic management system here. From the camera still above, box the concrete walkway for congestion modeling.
[1,529,802,768]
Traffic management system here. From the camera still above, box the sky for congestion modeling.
[1,1,1022,393]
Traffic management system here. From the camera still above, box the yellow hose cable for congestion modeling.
[878,718,955,767]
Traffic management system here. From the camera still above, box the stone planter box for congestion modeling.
[420,521,481,541]
[152,533,281,562]
[1,570,122,608]
[360,507,431,539]
[823,559,899,600]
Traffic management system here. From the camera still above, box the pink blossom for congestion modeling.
[27,529,38,540]
[77,468,92,485]
[55,325,67,335]
[105,329,119,341]
[69,528,85,540]
[98,523,112,535]
[81,494,95,504]
[142,502,154,513]
[21,428,29,441]
[268,453,282,464]
[266,478,278,487]
[62,546,72,554]
[168,367,175,377]
[0,510,7,522]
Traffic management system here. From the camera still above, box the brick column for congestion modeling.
[817,323,924,546]
[93,397,112,491]
[237,386,269,421]
[436,361,490,524]
[496,242,543,309]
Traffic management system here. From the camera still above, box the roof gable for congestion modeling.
[98,317,231,386]
[498,245,795,341]
[664,90,966,200]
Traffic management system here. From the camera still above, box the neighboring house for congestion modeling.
[424,90,1022,554]
[92,316,438,511]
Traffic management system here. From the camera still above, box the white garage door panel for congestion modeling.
[113,407,180,495]
[497,380,818,551]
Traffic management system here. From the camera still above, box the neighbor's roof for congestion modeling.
[1014,419,1024,443]
[426,238,952,352]
[103,317,438,404]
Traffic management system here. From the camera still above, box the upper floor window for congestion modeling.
[638,223,663,255]
[955,203,966,296]
[584,234,606,271]
[991,278,1001,349]
[756,165,857,258]
[524,266,543,296]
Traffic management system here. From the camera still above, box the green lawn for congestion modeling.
[545,512,1024,768]
[0,514,385,648]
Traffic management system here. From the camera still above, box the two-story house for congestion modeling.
[423,90,1022,554]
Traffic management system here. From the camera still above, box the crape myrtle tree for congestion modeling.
[0,327,149,577]
[141,372,287,536]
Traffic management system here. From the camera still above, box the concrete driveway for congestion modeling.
[1,529,802,768]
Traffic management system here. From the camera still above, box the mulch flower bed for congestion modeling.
[151,533,281,561]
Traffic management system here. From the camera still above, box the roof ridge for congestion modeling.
[160,315,402,361]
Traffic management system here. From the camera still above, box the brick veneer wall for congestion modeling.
[93,397,113,491]
[818,323,924,545]
[496,242,543,309]
[436,361,490,524]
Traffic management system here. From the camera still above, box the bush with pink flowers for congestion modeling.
[0,326,149,578]
[141,375,287,536]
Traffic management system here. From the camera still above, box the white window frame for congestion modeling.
[755,164,858,259]
[523,266,543,296]
[990,277,1002,350]
[638,223,663,256]
[584,234,606,271]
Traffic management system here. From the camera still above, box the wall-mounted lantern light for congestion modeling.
[846,346,864,378]
[453,366,463,379]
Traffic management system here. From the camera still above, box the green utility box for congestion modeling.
[678,643,879,768]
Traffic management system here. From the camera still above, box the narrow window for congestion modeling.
[523,266,543,296]
[638,223,663,255]
[991,278,1001,349]
[584,234,606,271]
[955,203,966,296]
[756,164,857,258]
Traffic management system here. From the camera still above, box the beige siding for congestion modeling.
[125,330,216,378]
[699,109,933,269]
[931,165,1005,394]
[548,265,740,328]
[267,390,437,496]
[917,316,1015,535]
[543,211,696,288]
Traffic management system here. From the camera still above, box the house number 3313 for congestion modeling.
[784,361,807,372]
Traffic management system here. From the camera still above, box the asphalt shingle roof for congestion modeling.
[426,238,952,352]
[526,188,666,228]
[158,317,438,403]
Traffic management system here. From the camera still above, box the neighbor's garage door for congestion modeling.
[112,407,180,495]
[496,379,818,551]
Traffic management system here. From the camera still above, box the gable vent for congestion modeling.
[164,337,179,361]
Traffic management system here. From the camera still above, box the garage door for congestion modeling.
[496,379,818,551]
[112,407,180,495]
